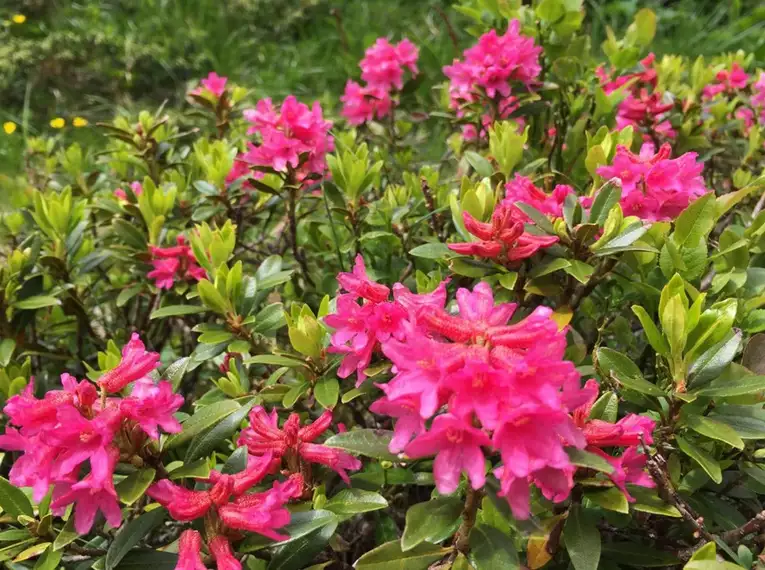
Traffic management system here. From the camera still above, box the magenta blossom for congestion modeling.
[147,235,207,290]
[192,71,228,98]
[502,174,573,219]
[238,407,361,483]
[98,332,161,394]
[114,181,143,202]
[597,143,708,222]
[239,96,333,185]
[360,38,419,90]
[405,414,491,493]
[120,379,183,439]
[448,203,558,262]
[341,81,393,126]
[176,530,207,570]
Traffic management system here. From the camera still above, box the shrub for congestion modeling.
[3,2,765,570]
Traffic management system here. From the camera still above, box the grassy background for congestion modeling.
[1,0,764,174]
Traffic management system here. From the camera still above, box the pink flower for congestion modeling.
[360,38,419,90]
[192,71,228,98]
[241,96,333,184]
[591,446,655,500]
[148,235,206,289]
[238,408,361,483]
[405,414,491,493]
[448,204,558,262]
[703,62,749,99]
[208,536,241,570]
[98,333,161,393]
[615,90,676,140]
[120,380,183,439]
[337,254,390,303]
[366,280,594,518]
[502,174,572,219]
[176,530,207,570]
[217,475,303,540]
[114,181,143,202]
[341,81,393,125]
[597,143,708,222]
[50,446,122,534]
[443,20,540,139]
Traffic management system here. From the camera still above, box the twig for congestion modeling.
[434,5,459,53]
[454,487,483,552]
[720,510,765,544]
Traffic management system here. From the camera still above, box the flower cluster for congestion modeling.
[330,275,658,518]
[597,54,675,139]
[0,334,182,534]
[324,255,448,384]
[341,38,418,126]
[236,96,334,185]
[502,174,573,219]
[148,235,206,289]
[148,454,303,570]
[238,406,361,483]
[573,380,656,499]
[703,62,749,99]
[192,71,228,99]
[114,181,143,202]
[448,203,558,262]
[598,142,708,221]
[443,20,541,139]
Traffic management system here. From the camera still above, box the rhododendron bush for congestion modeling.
[6,3,765,570]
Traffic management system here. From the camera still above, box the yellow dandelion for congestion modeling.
[3,122,17,134]
[12,14,26,24]
[72,116,88,128]
[50,118,65,129]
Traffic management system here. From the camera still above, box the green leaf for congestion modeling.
[693,375,765,398]
[601,543,678,567]
[168,459,211,480]
[253,303,286,334]
[628,486,681,517]
[115,468,156,505]
[513,202,555,234]
[529,258,571,278]
[464,151,493,178]
[244,354,306,368]
[663,294,687,356]
[469,524,519,570]
[52,518,78,551]
[149,305,207,320]
[241,510,338,552]
[165,400,241,449]
[105,508,166,570]
[688,331,742,387]
[684,414,744,450]
[409,242,454,260]
[324,429,399,461]
[116,286,143,308]
[564,505,601,570]
[685,563,749,570]
[0,338,14,367]
[588,182,621,226]
[566,448,614,473]
[596,348,666,397]
[674,194,716,248]
[324,489,388,516]
[0,476,33,518]
[267,521,337,570]
[401,497,463,551]
[676,435,722,483]
[314,376,339,409]
[689,542,717,562]
[12,296,61,310]
[631,306,669,356]
[354,540,448,570]
[185,399,254,462]
[32,546,61,570]
[564,261,595,284]
[629,8,657,46]
[113,549,178,570]
[584,488,629,514]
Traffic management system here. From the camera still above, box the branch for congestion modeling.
[720,510,765,545]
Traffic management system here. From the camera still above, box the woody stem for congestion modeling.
[455,486,483,552]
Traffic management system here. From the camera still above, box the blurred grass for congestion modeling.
[1,0,765,174]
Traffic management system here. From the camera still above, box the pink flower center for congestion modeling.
[446,428,464,444]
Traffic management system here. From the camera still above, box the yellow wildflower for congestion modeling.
[73,117,88,127]
[12,14,26,24]
[50,118,65,129]
[3,122,16,134]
